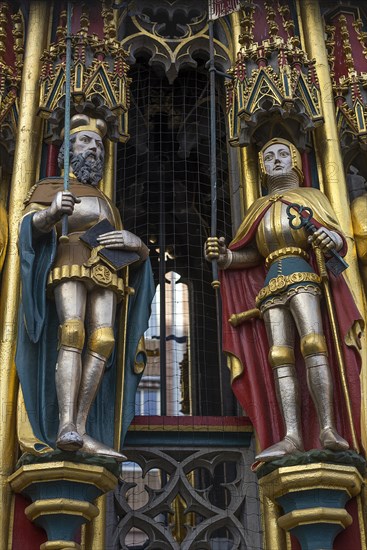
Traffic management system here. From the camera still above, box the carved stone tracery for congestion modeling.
[0,2,24,163]
[119,0,231,83]
[324,6,367,156]
[226,0,323,150]
[107,447,261,549]
[39,1,131,143]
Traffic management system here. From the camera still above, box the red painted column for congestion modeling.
[301,151,312,187]
[46,144,59,177]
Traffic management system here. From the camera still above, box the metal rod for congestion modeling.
[209,20,217,260]
[159,186,167,416]
[60,1,73,242]
[114,268,130,450]
[205,61,234,80]
[159,78,167,416]
[208,19,224,412]
[208,21,220,292]
[313,246,359,453]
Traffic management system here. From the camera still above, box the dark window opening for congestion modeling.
[116,59,235,417]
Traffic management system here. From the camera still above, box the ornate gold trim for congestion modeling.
[357,493,367,548]
[48,264,124,297]
[8,461,117,494]
[278,507,352,531]
[262,495,288,550]
[40,542,80,550]
[83,494,106,550]
[354,13,367,58]
[128,422,252,433]
[134,336,147,375]
[259,285,321,312]
[226,352,244,384]
[39,4,131,143]
[7,493,15,550]
[265,247,309,269]
[25,498,99,522]
[259,463,363,501]
[17,386,54,455]
[256,273,321,305]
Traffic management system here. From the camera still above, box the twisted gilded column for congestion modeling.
[0,1,50,546]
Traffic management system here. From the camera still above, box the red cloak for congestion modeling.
[220,190,363,453]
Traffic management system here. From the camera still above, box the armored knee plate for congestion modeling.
[87,327,115,360]
[58,318,85,351]
[268,345,295,368]
[300,332,328,360]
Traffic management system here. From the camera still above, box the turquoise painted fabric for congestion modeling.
[16,213,155,450]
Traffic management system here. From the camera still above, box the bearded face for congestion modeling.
[58,131,105,186]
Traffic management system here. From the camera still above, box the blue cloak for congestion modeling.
[16,213,155,453]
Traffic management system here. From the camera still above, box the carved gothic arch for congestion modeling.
[118,0,232,82]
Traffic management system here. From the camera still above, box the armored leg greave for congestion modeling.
[304,354,349,451]
[75,326,126,461]
[274,365,303,449]
[256,348,304,462]
[56,347,83,451]
[76,351,105,436]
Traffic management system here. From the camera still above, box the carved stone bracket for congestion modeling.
[259,460,364,550]
[9,456,119,549]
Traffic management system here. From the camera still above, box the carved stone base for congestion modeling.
[258,455,364,550]
[9,456,119,549]
[40,542,80,550]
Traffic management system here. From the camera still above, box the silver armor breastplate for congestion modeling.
[256,200,308,257]
[56,196,115,234]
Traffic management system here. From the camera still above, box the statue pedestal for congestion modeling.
[258,453,365,550]
[9,455,119,550]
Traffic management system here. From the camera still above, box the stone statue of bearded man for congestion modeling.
[17,114,152,461]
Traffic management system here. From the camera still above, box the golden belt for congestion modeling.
[256,272,321,306]
[47,263,124,298]
[265,247,309,269]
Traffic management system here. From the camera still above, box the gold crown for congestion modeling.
[62,114,107,139]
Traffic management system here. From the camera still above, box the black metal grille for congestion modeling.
[116,58,235,417]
